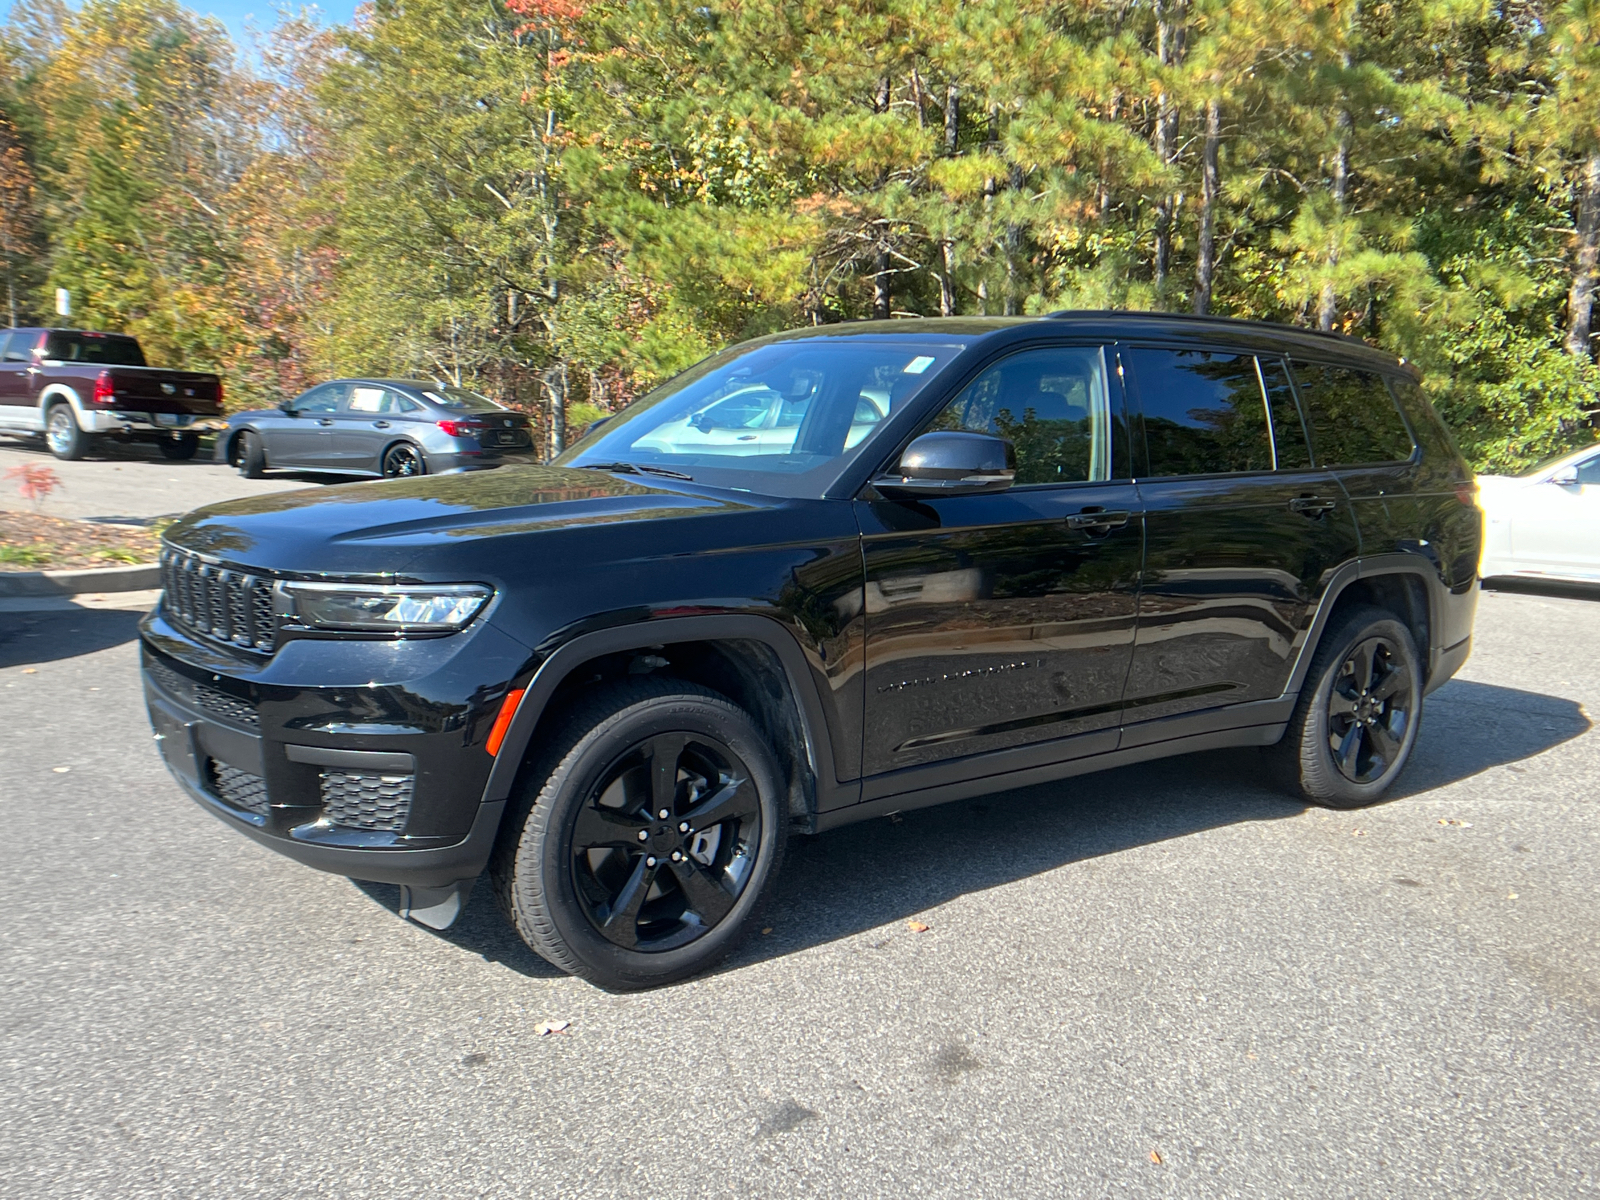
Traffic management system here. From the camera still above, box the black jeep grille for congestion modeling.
[320,770,413,833]
[161,546,277,652]
[146,657,259,728]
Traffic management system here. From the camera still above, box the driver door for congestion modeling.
[857,344,1143,782]
[271,383,345,469]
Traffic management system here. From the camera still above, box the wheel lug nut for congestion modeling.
[637,830,649,842]
[646,856,657,867]
[658,808,670,819]
[679,822,690,833]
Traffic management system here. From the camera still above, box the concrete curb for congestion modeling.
[0,562,160,597]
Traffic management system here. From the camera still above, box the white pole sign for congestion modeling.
[55,288,71,317]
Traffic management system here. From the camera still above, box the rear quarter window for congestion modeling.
[1384,375,1462,469]
[43,331,147,367]
[1289,360,1415,466]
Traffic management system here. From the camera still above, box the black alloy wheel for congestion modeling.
[382,443,425,477]
[492,678,786,990]
[1326,635,1414,784]
[572,732,762,952]
[1270,604,1424,809]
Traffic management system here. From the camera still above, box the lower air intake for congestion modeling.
[321,770,413,833]
[207,759,269,815]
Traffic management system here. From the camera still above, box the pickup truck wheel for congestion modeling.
[235,431,266,478]
[45,402,89,461]
[157,433,199,461]
[381,443,425,477]
[1269,605,1423,809]
[492,679,787,990]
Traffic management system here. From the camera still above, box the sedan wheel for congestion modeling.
[382,443,425,477]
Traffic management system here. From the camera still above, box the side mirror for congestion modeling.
[873,431,1016,499]
[279,401,298,416]
[1548,466,1579,486]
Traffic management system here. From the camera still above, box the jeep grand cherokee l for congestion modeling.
[141,312,1481,990]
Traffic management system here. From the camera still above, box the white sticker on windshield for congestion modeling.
[903,355,936,375]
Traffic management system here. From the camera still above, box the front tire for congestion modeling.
[1271,605,1423,809]
[44,402,89,461]
[235,430,266,478]
[492,679,788,990]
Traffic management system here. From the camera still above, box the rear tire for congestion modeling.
[1270,604,1423,809]
[492,678,788,990]
[236,431,266,478]
[157,433,199,461]
[44,402,89,461]
[381,442,425,478]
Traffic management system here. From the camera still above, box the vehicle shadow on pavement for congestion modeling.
[350,679,1588,983]
[0,607,146,669]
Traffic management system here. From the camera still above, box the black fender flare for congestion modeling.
[1280,552,1451,700]
[479,613,857,817]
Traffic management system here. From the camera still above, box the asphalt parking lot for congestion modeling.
[0,438,315,522]
[1,584,1597,1199]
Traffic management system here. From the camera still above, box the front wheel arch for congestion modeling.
[481,615,848,825]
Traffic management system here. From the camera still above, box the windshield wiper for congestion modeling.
[578,461,694,481]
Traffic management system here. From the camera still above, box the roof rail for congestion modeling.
[1043,308,1360,344]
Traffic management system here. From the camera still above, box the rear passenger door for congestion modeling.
[1120,345,1361,738]
[330,384,401,472]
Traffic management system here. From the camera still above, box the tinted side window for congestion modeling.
[1,333,24,362]
[294,384,344,414]
[1577,453,1600,485]
[1258,357,1312,470]
[343,385,396,415]
[932,345,1114,484]
[1291,361,1415,466]
[1125,346,1272,476]
[1384,375,1458,467]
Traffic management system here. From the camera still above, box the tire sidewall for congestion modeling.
[237,431,266,477]
[1303,613,1423,807]
[513,694,786,988]
[383,443,425,477]
[45,402,86,461]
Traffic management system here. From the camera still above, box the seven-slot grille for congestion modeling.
[161,546,277,651]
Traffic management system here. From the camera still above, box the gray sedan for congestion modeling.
[216,379,537,479]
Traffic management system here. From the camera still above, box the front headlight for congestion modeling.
[281,582,493,634]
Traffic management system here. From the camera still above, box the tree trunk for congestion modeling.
[546,362,567,459]
[1193,96,1220,315]
[1317,107,1350,332]
[940,241,957,316]
[944,83,959,156]
[1566,152,1600,358]
[874,249,891,319]
[1152,1,1187,288]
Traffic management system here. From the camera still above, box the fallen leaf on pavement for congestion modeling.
[52,767,69,774]
[21,668,36,674]
[761,927,773,935]
[1149,1150,1163,1164]
[907,920,930,933]
[535,1020,571,1036]
[1351,828,1367,837]
[1507,892,1519,900]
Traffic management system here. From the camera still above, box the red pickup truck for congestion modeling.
[0,327,224,461]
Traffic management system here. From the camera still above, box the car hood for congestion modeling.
[161,465,768,576]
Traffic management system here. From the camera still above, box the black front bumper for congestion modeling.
[140,632,515,889]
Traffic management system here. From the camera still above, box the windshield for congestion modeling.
[1518,441,1600,478]
[556,337,967,497]
[43,331,146,367]
[422,387,504,412]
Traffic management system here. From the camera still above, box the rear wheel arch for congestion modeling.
[380,439,427,476]
[482,616,843,827]
[1286,558,1439,701]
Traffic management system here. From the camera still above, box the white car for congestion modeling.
[632,385,887,457]
[1478,441,1600,584]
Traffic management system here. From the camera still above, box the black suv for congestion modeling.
[141,313,1480,989]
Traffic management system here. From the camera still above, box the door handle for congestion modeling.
[1065,507,1131,530]
[1288,495,1337,516]
[317,418,335,426]
[372,421,390,429]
